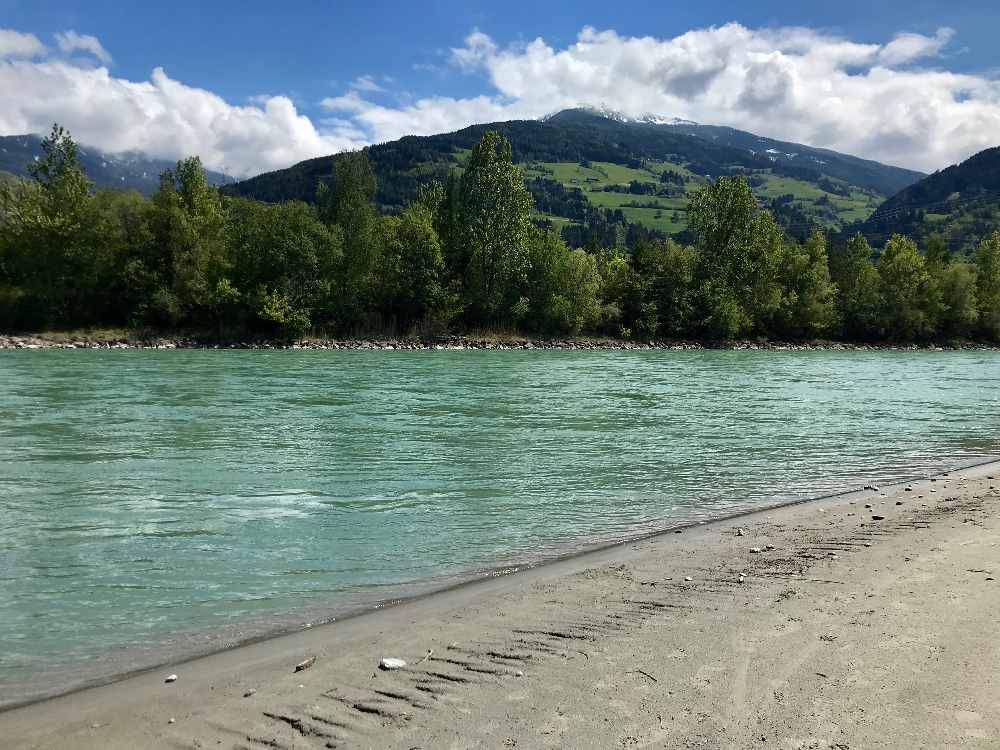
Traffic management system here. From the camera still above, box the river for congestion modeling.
[1,348,997,706]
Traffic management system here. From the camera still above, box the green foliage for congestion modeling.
[523,229,602,334]
[688,176,783,338]
[633,238,698,337]
[831,234,883,340]
[776,232,838,338]
[976,231,1000,339]
[878,235,939,340]
[0,124,112,327]
[924,233,951,271]
[319,150,380,329]
[224,197,341,335]
[935,262,979,338]
[454,131,534,323]
[379,203,451,329]
[1,125,995,344]
[148,156,227,325]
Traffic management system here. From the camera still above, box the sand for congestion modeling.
[2,460,999,749]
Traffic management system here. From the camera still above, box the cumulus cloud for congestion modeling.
[1,23,998,177]
[0,42,364,176]
[323,24,1000,173]
[54,30,112,64]
[0,29,45,58]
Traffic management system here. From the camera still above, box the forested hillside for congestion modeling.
[223,109,923,246]
[858,147,1000,254]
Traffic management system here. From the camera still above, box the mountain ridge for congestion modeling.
[855,145,1000,252]
[0,134,231,195]
[223,109,924,243]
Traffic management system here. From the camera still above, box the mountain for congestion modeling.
[856,146,1000,253]
[223,108,924,244]
[0,134,231,195]
[545,108,922,196]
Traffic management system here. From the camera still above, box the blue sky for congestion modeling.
[1,1,998,175]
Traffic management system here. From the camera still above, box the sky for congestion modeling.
[1,0,999,177]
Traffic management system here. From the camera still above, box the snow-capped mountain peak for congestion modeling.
[543,106,698,127]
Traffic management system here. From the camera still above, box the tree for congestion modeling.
[94,189,156,326]
[935,262,978,339]
[976,231,1000,340]
[592,247,636,336]
[831,233,882,340]
[776,232,838,338]
[379,202,450,330]
[687,176,783,338]
[224,198,342,336]
[633,238,698,337]
[878,234,939,340]
[148,156,226,326]
[318,149,380,330]
[523,229,602,335]
[924,232,951,271]
[456,131,534,323]
[0,124,111,327]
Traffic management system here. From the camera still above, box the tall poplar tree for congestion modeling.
[456,131,533,323]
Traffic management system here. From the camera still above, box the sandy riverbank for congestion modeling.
[3,461,999,749]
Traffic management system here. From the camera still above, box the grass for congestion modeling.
[524,157,883,235]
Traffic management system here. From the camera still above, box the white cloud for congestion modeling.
[879,27,955,66]
[349,75,385,93]
[450,30,497,72]
[0,29,46,59]
[323,24,1000,173]
[0,59,364,176]
[1,23,997,178]
[55,30,112,64]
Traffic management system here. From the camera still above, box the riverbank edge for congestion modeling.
[2,454,998,716]
[3,457,999,749]
[2,331,998,351]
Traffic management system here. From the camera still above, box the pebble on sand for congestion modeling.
[379,657,407,671]
[294,656,316,673]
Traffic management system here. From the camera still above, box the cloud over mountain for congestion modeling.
[0,29,363,176]
[325,24,1000,173]
[1,23,998,176]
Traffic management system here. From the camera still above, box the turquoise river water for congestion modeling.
[0,349,998,706]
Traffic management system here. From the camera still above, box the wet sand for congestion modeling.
[3,460,999,749]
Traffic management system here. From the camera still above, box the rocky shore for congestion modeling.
[1,332,996,352]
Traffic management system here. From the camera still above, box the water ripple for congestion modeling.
[0,348,998,706]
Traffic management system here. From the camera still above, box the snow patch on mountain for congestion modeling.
[543,106,698,127]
